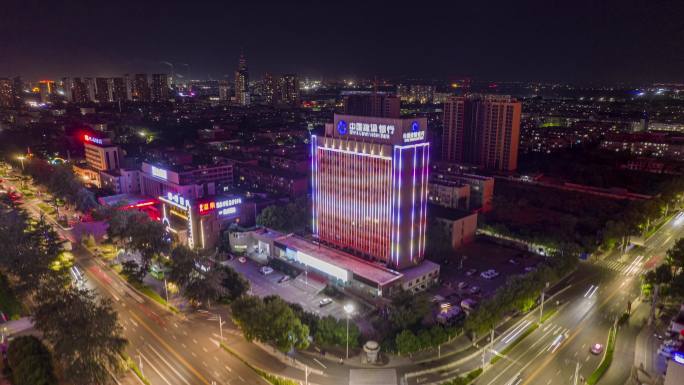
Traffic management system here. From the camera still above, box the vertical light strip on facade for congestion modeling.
[418,145,426,258]
[410,147,417,263]
[311,135,315,235]
[390,146,398,264]
[422,144,430,258]
[396,146,403,266]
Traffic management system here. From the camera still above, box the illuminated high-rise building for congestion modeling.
[132,74,150,102]
[71,78,90,103]
[0,78,13,107]
[218,80,230,101]
[442,94,521,171]
[278,74,299,106]
[151,73,170,101]
[111,77,128,102]
[312,114,430,270]
[84,77,96,102]
[262,72,275,105]
[234,52,249,106]
[95,77,111,103]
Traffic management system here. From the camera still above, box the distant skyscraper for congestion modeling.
[218,80,230,101]
[262,72,275,105]
[151,74,170,101]
[343,93,400,118]
[442,94,521,171]
[84,78,96,102]
[234,52,250,106]
[111,77,128,102]
[278,74,299,107]
[71,78,90,103]
[132,74,150,102]
[312,114,430,270]
[0,78,13,107]
[37,80,55,103]
[95,77,111,103]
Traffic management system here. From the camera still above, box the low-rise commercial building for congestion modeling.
[139,161,233,200]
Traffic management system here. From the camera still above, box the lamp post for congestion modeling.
[344,303,354,360]
[540,281,549,324]
[16,155,25,171]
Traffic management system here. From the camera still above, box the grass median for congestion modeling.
[440,368,483,385]
[586,325,616,385]
[220,342,299,385]
[123,353,151,385]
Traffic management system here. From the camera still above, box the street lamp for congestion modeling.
[16,155,25,171]
[344,303,354,360]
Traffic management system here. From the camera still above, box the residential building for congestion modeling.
[278,74,299,106]
[234,52,249,106]
[0,78,13,107]
[151,73,170,101]
[442,94,522,171]
[95,77,111,103]
[343,92,400,118]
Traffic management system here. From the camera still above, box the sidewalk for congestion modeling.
[602,301,648,385]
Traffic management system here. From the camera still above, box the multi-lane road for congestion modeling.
[4,166,680,385]
[405,212,682,385]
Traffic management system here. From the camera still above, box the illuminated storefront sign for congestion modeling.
[151,166,168,180]
[345,121,395,140]
[675,351,684,365]
[403,121,425,143]
[83,135,103,145]
[198,197,242,215]
[160,192,190,209]
[218,207,237,216]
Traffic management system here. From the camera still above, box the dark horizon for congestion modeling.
[2,0,684,85]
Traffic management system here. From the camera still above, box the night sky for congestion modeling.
[2,0,683,84]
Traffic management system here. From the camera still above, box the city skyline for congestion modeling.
[2,1,684,84]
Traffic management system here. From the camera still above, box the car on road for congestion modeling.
[259,266,274,275]
[319,298,333,307]
[480,269,499,279]
[590,343,604,355]
[524,266,536,273]
[508,258,519,265]
[278,275,290,283]
[469,286,481,294]
[457,281,468,290]
[465,268,477,276]
[238,256,247,263]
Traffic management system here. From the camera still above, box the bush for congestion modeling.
[7,336,57,385]
[441,368,482,385]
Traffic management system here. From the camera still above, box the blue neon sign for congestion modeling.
[411,121,420,132]
[337,120,348,135]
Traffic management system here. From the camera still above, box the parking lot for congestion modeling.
[431,239,544,311]
[223,257,349,319]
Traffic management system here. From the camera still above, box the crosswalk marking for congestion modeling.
[596,260,644,276]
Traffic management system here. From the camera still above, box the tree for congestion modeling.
[395,330,420,356]
[184,266,224,307]
[168,245,198,288]
[314,315,360,349]
[220,265,250,301]
[231,295,310,352]
[32,286,128,385]
[121,260,145,284]
[667,238,684,271]
[7,335,58,385]
[256,205,288,231]
[387,291,430,332]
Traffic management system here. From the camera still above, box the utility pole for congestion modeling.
[138,354,144,377]
[574,361,580,385]
[219,313,224,341]
[490,328,495,354]
[305,365,309,385]
[540,281,549,324]
[163,278,169,303]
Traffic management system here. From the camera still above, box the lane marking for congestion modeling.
[137,350,173,385]
[129,311,212,385]
[147,343,192,385]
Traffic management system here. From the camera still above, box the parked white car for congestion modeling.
[259,266,274,275]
